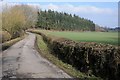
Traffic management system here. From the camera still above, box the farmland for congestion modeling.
[46,31,119,46]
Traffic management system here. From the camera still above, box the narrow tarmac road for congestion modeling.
[1,33,71,78]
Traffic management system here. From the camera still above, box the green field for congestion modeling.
[47,31,119,46]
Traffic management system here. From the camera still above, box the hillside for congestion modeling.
[36,10,95,31]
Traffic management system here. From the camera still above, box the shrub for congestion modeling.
[0,31,11,43]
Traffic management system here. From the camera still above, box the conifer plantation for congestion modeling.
[36,10,95,31]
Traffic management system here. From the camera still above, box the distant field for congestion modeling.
[47,31,119,46]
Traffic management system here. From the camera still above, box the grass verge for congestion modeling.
[2,34,26,50]
[35,34,102,80]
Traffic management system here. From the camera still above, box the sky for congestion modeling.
[1,0,120,28]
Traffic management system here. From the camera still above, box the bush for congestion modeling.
[0,31,11,43]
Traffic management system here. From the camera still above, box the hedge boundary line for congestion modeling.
[1,35,26,51]
[29,30,120,80]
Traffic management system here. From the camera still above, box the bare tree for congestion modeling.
[2,4,38,38]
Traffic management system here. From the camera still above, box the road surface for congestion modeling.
[0,33,71,78]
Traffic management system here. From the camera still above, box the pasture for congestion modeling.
[47,31,119,46]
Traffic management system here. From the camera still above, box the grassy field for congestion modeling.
[46,31,119,46]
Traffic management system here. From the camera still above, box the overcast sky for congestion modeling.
[1,0,120,28]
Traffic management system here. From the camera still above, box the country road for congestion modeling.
[0,33,71,79]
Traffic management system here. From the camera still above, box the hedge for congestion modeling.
[29,30,120,80]
[1,35,25,51]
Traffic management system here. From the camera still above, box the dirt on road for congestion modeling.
[0,33,71,79]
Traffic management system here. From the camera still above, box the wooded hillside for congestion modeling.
[36,10,95,31]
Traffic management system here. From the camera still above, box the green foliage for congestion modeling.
[36,10,95,31]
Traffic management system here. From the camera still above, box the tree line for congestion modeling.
[36,10,95,31]
[1,5,96,42]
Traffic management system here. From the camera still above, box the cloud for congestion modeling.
[47,3,59,10]
[1,2,41,11]
[4,0,119,2]
[1,3,114,15]
[40,3,114,15]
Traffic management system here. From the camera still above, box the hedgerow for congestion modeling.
[29,30,120,80]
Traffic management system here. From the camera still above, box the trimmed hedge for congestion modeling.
[29,30,120,80]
